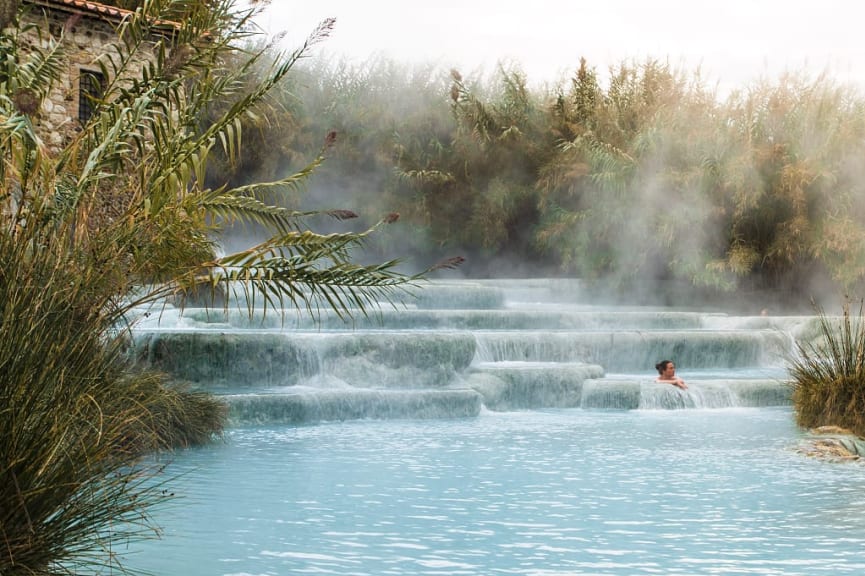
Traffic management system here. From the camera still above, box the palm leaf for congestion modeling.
[14,32,65,99]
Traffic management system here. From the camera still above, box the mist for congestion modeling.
[212,43,865,315]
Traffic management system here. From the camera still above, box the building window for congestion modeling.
[78,69,105,123]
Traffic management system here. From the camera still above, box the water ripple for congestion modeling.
[128,408,865,575]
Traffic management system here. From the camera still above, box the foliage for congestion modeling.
[536,59,726,293]
[1,0,459,573]
[789,301,865,437]
[0,223,210,574]
[389,65,556,274]
[252,55,865,302]
[281,57,459,262]
[718,73,865,296]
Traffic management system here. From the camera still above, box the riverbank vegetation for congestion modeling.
[1,1,449,573]
[223,55,865,311]
[789,302,865,437]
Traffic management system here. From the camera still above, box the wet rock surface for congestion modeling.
[797,426,865,462]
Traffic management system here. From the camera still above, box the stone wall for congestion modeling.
[20,5,155,154]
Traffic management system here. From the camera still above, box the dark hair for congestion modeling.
[655,360,673,374]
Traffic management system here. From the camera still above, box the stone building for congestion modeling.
[20,0,168,153]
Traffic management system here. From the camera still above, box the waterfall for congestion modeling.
[130,279,795,424]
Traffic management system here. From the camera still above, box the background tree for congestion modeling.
[391,65,557,275]
[536,59,727,300]
[718,74,865,301]
[179,21,865,307]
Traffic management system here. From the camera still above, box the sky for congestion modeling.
[256,1,865,95]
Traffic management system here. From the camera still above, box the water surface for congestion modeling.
[127,408,865,575]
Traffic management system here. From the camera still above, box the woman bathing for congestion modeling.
[655,360,688,390]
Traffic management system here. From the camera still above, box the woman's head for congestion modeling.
[655,360,675,376]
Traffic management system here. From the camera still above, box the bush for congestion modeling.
[0,227,228,575]
[789,301,865,436]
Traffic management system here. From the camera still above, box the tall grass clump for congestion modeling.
[0,228,220,575]
[789,301,865,436]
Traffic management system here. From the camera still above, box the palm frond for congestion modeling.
[223,143,329,199]
[166,18,336,188]
[202,193,357,234]
[15,32,66,100]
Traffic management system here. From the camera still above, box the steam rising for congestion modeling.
[216,43,865,315]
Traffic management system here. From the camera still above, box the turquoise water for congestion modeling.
[126,407,865,575]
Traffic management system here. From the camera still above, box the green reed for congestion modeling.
[789,301,865,437]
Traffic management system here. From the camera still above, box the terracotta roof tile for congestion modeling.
[26,0,182,30]
[28,0,135,21]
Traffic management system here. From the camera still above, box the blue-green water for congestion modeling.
[126,407,865,575]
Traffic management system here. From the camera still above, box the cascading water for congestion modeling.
[131,278,803,421]
[124,280,865,576]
